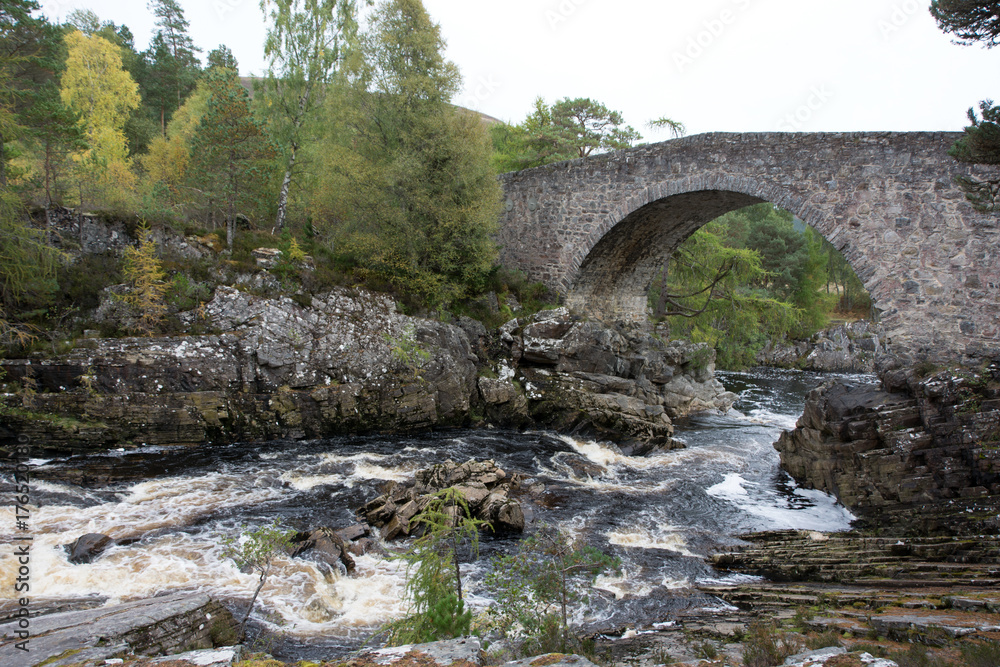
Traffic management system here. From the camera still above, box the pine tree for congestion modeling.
[930,0,1000,47]
[0,0,63,187]
[949,100,1000,212]
[24,82,87,225]
[189,67,275,247]
[144,0,201,135]
[930,1,1000,211]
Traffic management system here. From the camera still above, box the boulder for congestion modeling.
[360,459,523,539]
[64,533,115,564]
[498,309,735,452]
[289,527,356,574]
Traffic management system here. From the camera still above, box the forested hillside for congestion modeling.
[2,0,871,369]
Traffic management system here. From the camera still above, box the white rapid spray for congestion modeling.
[0,369,868,657]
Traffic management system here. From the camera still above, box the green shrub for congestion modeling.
[960,640,1000,667]
[484,524,620,656]
[804,629,842,650]
[741,619,797,667]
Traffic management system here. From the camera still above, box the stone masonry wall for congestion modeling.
[498,132,1000,363]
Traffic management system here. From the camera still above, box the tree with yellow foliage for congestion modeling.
[60,30,140,208]
[119,223,167,334]
[141,81,208,198]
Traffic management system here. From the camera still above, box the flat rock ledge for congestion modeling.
[0,593,236,667]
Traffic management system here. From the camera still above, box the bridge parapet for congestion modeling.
[498,132,1000,361]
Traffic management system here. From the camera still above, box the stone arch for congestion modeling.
[564,176,877,323]
[497,132,1000,360]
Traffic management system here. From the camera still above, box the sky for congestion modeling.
[37,0,1000,143]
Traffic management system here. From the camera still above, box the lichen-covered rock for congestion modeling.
[756,321,886,373]
[0,287,478,453]
[495,309,735,451]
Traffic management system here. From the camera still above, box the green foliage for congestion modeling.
[24,83,87,206]
[55,252,122,312]
[652,203,869,368]
[259,0,359,233]
[930,0,1000,47]
[313,0,502,311]
[803,630,841,650]
[741,619,797,667]
[888,644,950,667]
[647,116,686,138]
[141,0,202,134]
[0,191,60,316]
[484,524,620,656]
[189,67,277,247]
[167,273,210,312]
[960,639,1000,667]
[650,214,799,369]
[386,488,489,646]
[0,0,65,188]
[385,323,431,375]
[490,96,644,171]
[117,222,167,334]
[221,518,294,642]
[948,100,1000,212]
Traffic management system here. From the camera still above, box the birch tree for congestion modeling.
[259,0,359,233]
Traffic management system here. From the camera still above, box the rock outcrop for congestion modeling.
[774,364,1000,534]
[0,592,236,667]
[756,321,885,373]
[1,290,736,455]
[1,287,479,453]
[486,309,736,452]
[359,459,524,538]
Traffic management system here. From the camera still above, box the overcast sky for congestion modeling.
[38,0,999,142]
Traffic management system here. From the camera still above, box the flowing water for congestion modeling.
[0,369,877,659]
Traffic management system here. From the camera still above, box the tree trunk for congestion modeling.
[239,566,269,642]
[273,143,297,234]
[654,256,671,319]
[0,133,7,188]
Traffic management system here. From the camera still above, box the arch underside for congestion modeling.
[566,190,765,321]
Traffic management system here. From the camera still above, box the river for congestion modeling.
[0,368,877,659]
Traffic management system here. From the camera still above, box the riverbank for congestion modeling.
[0,287,734,457]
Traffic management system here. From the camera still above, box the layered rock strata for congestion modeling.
[774,365,1000,534]
[1,291,736,454]
[0,287,477,453]
[481,308,736,453]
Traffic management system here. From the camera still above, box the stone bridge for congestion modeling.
[497,132,1000,361]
